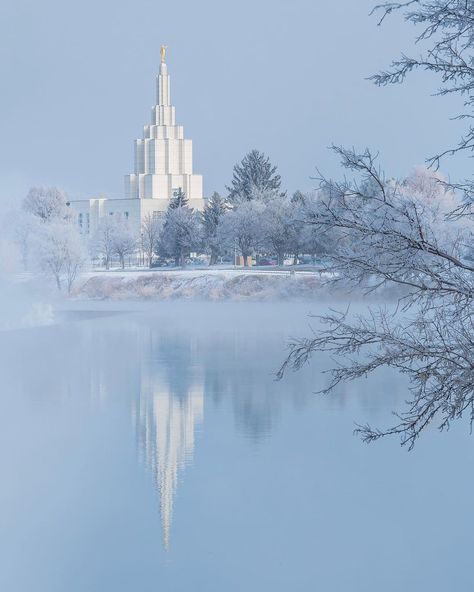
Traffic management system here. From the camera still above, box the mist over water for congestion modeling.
[0,274,54,331]
[0,211,54,330]
[0,301,472,592]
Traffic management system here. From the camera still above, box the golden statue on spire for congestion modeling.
[160,44,168,64]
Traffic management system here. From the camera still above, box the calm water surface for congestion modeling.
[0,301,472,591]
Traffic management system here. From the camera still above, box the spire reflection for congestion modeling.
[134,334,203,550]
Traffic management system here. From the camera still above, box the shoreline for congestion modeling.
[73,270,326,302]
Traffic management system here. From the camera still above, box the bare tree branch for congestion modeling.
[280,146,474,447]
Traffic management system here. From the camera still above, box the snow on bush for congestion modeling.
[75,272,326,301]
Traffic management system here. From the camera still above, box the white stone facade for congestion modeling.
[124,61,203,202]
[69,56,205,234]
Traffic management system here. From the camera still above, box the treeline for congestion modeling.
[7,149,454,294]
[92,149,333,269]
[7,149,332,292]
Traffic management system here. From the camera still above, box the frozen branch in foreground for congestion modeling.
[279,146,474,447]
[278,0,474,447]
[371,1,474,172]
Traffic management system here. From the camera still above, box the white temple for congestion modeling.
[69,47,205,233]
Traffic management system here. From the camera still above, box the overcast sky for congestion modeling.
[0,0,467,204]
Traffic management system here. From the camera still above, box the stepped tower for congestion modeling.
[125,48,203,205]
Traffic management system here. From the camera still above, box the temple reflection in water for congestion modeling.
[133,379,203,549]
[133,330,204,550]
[51,309,312,550]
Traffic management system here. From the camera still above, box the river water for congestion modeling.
[0,301,472,591]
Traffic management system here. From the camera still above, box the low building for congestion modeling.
[69,47,206,234]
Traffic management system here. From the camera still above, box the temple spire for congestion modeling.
[160,44,167,64]
[124,45,204,203]
[157,48,170,107]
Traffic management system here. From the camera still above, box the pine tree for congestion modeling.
[226,150,282,203]
[291,190,305,205]
[202,192,228,264]
[159,206,202,267]
[169,187,188,209]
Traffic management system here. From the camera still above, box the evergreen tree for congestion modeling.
[226,149,282,203]
[159,204,202,267]
[291,190,305,205]
[169,187,188,209]
[202,192,229,264]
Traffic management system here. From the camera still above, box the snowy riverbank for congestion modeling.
[74,269,327,301]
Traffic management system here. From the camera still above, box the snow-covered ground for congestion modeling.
[5,266,405,306]
[83,264,322,278]
[75,267,328,301]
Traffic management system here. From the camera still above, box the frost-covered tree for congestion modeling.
[141,213,162,267]
[112,218,137,269]
[299,190,338,264]
[300,223,329,264]
[91,216,137,269]
[91,217,116,270]
[280,147,474,447]
[5,210,36,271]
[159,206,202,267]
[280,1,474,447]
[291,190,305,205]
[202,192,229,264]
[262,197,294,265]
[219,201,265,266]
[247,185,282,204]
[282,191,307,264]
[34,221,87,293]
[371,1,474,177]
[22,186,70,222]
[169,188,189,209]
[227,150,282,203]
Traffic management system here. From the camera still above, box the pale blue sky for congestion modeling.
[0,0,467,203]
